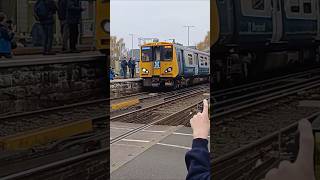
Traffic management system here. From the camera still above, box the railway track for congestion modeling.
[1,147,109,179]
[0,112,107,178]
[110,85,210,144]
[212,113,320,180]
[110,84,210,112]
[211,69,320,178]
[0,99,107,137]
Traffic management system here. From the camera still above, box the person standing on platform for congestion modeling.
[34,0,57,55]
[128,57,136,78]
[110,67,115,80]
[121,57,128,79]
[0,12,14,59]
[58,0,69,53]
[66,0,84,53]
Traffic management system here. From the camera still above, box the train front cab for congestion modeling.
[140,43,180,88]
[95,0,110,54]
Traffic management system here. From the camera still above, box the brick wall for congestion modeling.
[110,80,142,97]
[0,56,107,115]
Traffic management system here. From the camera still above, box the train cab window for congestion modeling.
[303,2,312,14]
[141,46,153,62]
[160,46,173,61]
[252,0,264,10]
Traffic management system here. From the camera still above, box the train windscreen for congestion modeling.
[160,46,173,61]
[141,46,153,61]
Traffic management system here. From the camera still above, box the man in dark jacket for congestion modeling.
[121,57,128,79]
[66,0,84,53]
[34,0,57,55]
[58,0,69,52]
[185,99,210,180]
[128,57,136,78]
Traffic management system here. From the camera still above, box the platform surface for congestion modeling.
[111,78,142,83]
[0,51,104,67]
[110,122,210,180]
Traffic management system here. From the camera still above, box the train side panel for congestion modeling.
[283,0,317,46]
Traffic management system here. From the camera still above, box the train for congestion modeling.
[211,0,320,86]
[139,41,210,89]
[95,0,109,53]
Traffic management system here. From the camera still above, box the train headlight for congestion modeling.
[164,67,172,73]
[142,68,149,73]
[101,20,110,33]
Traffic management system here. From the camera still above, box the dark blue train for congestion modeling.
[212,0,320,85]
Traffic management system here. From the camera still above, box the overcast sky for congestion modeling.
[111,0,210,49]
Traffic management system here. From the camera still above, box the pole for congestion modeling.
[184,25,195,47]
[129,34,134,58]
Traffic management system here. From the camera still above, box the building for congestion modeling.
[0,0,96,47]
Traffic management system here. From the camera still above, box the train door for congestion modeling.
[177,49,184,76]
[271,0,283,42]
[195,53,199,75]
[153,46,161,76]
[317,0,320,40]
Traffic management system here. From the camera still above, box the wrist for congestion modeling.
[193,133,208,139]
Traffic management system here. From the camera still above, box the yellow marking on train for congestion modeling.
[111,99,140,110]
[211,0,220,46]
[0,120,92,150]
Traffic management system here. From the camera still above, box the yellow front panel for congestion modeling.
[140,62,153,78]
[140,42,179,78]
[211,0,220,46]
[95,0,110,51]
[160,46,179,78]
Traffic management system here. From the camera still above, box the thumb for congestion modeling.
[296,119,314,172]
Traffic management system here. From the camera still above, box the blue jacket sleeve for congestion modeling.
[185,138,210,180]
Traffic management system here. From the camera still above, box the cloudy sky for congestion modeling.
[111,0,210,49]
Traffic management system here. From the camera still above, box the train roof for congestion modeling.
[141,42,210,56]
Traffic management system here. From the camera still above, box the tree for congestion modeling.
[110,36,127,73]
[197,31,210,51]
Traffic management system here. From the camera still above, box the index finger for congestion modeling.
[202,99,209,115]
[296,119,314,171]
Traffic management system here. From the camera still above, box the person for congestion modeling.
[128,57,136,78]
[110,67,115,80]
[263,119,315,180]
[121,57,128,79]
[0,12,14,59]
[185,99,210,180]
[66,0,84,53]
[5,19,17,50]
[186,99,315,180]
[58,0,69,52]
[31,21,45,47]
[34,0,57,55]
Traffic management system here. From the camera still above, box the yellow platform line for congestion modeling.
[0,120,93,151]
[111,99,140,111]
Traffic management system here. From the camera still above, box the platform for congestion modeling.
[12,45,93,56]
[0,51,104,67]
[110,79,143,97]
[110,78,142,83]
[110,122,210,180]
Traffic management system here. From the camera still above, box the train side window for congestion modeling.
[303,1,312,14]
[188,54,193,65]
[252,0,264,10]
[289,0,300,13]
